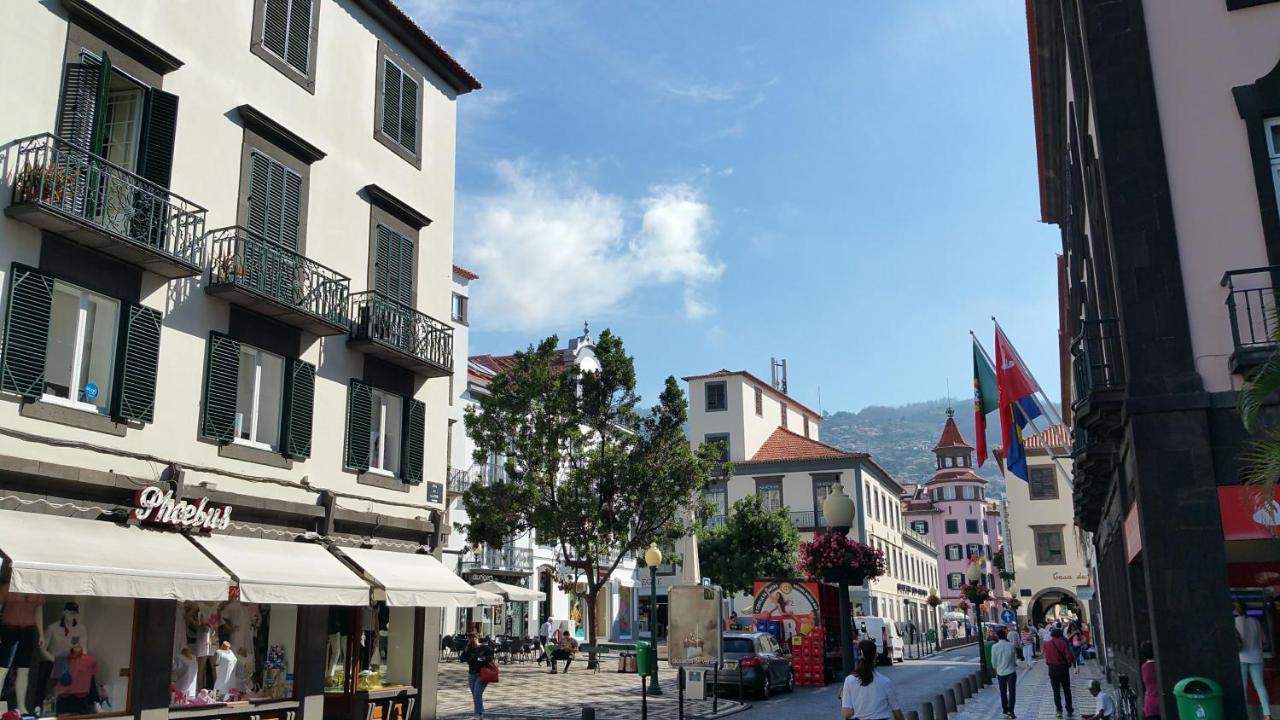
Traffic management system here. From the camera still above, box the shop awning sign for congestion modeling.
[133,485,232,532]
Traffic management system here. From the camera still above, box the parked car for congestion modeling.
[854,616,905,665]
[718,631,794,698]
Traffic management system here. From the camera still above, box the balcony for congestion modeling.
[1069,425,1112,533]
[447,466,470,496]
[5,133,205,278]
[348,291,453,377]
[1071,318,1125,435]
[1222,266,1280,373]
[789,510,827,530]
[205,226,350,335]
[705,514,726,530]
[462,546,533,575]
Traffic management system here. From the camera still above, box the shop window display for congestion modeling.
[0,588,133,717]
[324,604,417,693]
[170,600,297,706]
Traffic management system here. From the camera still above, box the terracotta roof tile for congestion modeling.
[744,427,864,464]
[1025,424,1072,450]
[933,415,973,452]
[469,348,575,376]
[452,264,479,280]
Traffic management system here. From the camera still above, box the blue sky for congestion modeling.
[408,0,1062,413]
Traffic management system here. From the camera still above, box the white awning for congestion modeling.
[0,510,229,600]
[193,534,370,606]
[474,580,545,602]
[474,588,505,606]
[338,547,479,608]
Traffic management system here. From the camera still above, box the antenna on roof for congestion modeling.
[818,385,823,415]
[770,358,788,394]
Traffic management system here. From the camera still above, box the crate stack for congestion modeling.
[791,631,826,687]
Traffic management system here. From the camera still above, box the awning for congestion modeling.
[474,580,545,602]
[474,588,505,606]
[0,509,229,600]
[338,546,479,607]
[193,534,370,606]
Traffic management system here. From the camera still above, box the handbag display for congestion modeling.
[479,662,499,684]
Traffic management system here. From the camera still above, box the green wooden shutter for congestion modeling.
[280,166,302,251]
[247,152,271,239]
[374,224,394,299]
[401,397,425,484]
[110,303,162,423]
[136,88,179,189]
[262,0,289,61]
[382,60,402,141]
[247,152,301,251]
[344,379,372,471]
[0,265,54,400]
[397,232,414,306]
[281,358,315,459]
[55,62,104,152]
[285,0,312,73]
[89,53,112,158]
[374,225,413,306]
[200,332,240,442]
[399,75,418,153]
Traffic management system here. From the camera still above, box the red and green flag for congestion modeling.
[972,337,999,467]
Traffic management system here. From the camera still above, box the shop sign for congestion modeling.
[1219,485,1280,541]
[668,584,722,667]
[1123,502,1141,562]
[133,485,232,531]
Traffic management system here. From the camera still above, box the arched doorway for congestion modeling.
[1030,587,1084,626]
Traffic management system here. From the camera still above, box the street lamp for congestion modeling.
[644,542,664,695]
[965,561,988,683]
[822,483,857,678]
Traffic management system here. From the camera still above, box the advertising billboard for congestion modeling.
[751,580,823,644]
[667,584,722,667]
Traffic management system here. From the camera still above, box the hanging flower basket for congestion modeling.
[993,548,1015,583]
[797,531,885,584]
[957,600,970,611]
[1008,598,1022,610]
[926,594,942,608]
[960,582,991,605]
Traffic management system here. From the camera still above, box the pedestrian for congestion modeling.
[1082,679,1116,720]
[1044,627,1075,718]
[1071,630,1085,670]
[549,630,578,674]
[1236,602,1273,720]
[1140,641,1160,720]
[728,610,738,630]
[1021,626,1036,669]
[460,632,494,720]
[840,639,905,720]
[992,628,1019,719]
[536,617,553,666]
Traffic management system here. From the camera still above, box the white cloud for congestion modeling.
[666,82,739,103]
[461,161,723,332]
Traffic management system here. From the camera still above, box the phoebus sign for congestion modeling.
[668,584,722,667]
[133,486,232,531]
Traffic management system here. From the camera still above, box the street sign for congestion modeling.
[668,584,722,667]
[1000,608,1016,625]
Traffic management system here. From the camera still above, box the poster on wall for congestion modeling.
[617,586,633,639]
[752,580,821,645]
[668,585,722,667]
[569,591,586,639]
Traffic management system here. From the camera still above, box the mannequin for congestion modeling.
[0,587,45,714]
[53,646,99,715]
[212,642,238,700]
[37,601,86,712]
[172,648,198,701]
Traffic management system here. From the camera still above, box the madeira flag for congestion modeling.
[972,338,998,467]
[995,325,1042,481]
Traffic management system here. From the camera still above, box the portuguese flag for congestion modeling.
[972,337,999,467]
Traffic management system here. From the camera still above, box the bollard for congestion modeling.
[920,700,936,720]
[905,711,920,720]
[971,671,982,693]
[931,693,948,719]
[944,686,957,712]
[956,680,969,701]
[964,675,975,695]
[581,707,596,720]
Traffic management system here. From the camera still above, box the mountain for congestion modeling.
[818,397,1009,499]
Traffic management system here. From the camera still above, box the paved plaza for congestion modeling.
[951,658,1114,719]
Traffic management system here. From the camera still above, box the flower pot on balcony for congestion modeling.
[17,163,70,204]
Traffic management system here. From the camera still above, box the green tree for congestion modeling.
[462,331,718,667]
[1239,333,1280,512]
[699,494,801,597]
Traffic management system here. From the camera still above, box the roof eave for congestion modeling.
[1027,0,1067,225]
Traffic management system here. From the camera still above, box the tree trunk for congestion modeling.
[585,582,600,670]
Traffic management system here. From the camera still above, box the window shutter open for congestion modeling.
[136,88,179,189]
[281,358,315,459]
[0,265,54,400]
[382,60,402,141]
[200,332,240,442]
[110,303,162,423]
[281,166,302,251]
[56,62,104,152]
[285,0,313,73]
[344,379,372,472]
[399,75,418,153]
[401,397,425,484]
[247,153,271,239]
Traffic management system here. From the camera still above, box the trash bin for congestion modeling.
[635,641,653,676]
[983,640,995,669]
[1173,677,1224,720]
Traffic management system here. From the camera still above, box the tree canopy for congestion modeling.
[699,494,801,597]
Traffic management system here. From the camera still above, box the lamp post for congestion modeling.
[644,542,664,695]
[965,561,987,683]
[822,483,858,678]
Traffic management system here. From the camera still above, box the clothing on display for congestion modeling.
[0,588,45,715]
[54,648,98,698]
[173,650,198,699]
[213,645,238,700]
[45,603,89,658]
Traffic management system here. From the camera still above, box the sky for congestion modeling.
[406,0,1062,414]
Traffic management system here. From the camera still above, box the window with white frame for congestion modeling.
[756,478,782,511]
[234,345,285,449]
[947,573,963,590]
[451,292,468,324]
[1267,117,1280,218]
[368,388,403,475]
[44,282,119,414]
[945,544,963,561]
[966,543,982,558]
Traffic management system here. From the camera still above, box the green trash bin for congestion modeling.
[983,640,995,669]
[635,640,653,676]
[1173,676,1224,720]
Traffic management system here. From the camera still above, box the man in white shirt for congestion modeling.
[536,617,554,666]
[1083,679,1116,720]
[990,628,1020,719]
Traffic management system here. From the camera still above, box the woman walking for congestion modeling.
[841,639,905,720]
[1140,641,1160,719]
[1070,630,1085,671]
[460,632,494,720]
[1021,626,1036,670]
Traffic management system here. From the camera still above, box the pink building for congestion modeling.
[903,410,1005,614]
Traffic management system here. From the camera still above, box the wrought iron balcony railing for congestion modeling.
[6,133,206,278]
[1071,318,1124,406]
[705,514,726,529]
[447,466,470,494]
[462,546,534,574]
[349,291,453,377]
[789,510,827,529]
[1222,266,1280,372]
[205,226,350,335]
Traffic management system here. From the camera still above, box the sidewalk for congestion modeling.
[950,658,1111,719]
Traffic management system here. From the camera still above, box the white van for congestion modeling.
[853,616,904,665]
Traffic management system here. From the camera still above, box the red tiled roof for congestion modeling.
[470,348,575,376]
[744,427,864,464]
[681,370,821,419]
[360,0,481,93]
[933,415,973,452]
[1025,424,1072,450]
[452,264,479,280]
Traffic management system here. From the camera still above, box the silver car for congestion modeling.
[716,631,794,698]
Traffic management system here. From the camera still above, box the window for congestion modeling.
[173,599,296,704]
[911,520,929,534]
[247,151,304,250]
[945,544,962,560]
[1029,466,1058,499]
[252,0,319,91]
[948,573,963,590]
[965,519,979,534]
[941,487,956,501]
[1267,117,1280,218]
[755,477,783,511]
[368,388,403,476]
[373,224,416,307]
[323,603,413,694]
[1034,527,1066,565]
[234,346,285,450]
[704,433,730,463]
[451,293,468,324]
[101,84,143,172]
[803,416,810,438]
[375,42,424,166]
[961,486,975,500]
[754,386,763,415]
[44,281,119,414]
[780,402,788,428]
[812,475,836,527]
[704,480,727,517]
[944,520,958,534]
[705,381,727,412]
[967,543,982,558]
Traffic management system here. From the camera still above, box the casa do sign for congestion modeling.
[133,486,232,531]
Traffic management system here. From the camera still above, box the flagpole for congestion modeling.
[991,318,1072,452]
